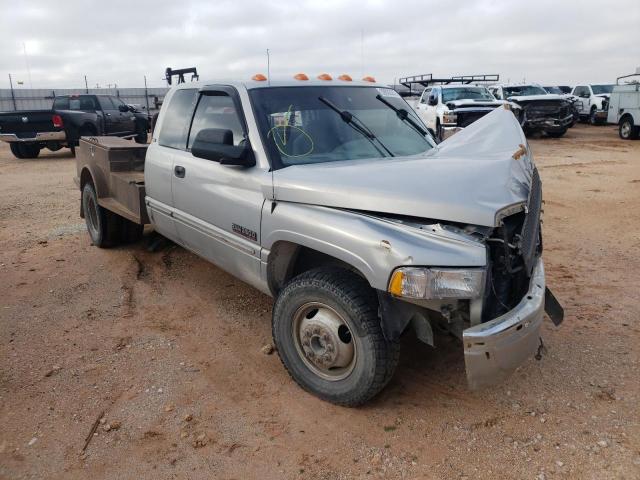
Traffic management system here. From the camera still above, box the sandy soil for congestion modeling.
[0,124,639,480]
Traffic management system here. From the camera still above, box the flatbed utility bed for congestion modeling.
[75,136,149,224]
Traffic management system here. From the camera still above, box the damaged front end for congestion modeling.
[375,168,563,389]
[517,99,574,133]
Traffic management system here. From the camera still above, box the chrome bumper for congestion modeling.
[441,125,463,140]
[463,259,545,389]
[0,131,66,143]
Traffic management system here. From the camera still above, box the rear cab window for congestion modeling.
[53,96,98,111]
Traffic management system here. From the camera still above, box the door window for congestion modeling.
[97,96,116,110]
[158,89,198,149]
[187,92,245,149]
[420,88,431,104]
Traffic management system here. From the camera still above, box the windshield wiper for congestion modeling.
[375,94,430,139]
[318,96,394,157]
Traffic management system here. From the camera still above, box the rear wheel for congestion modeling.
[272,267,400,406]
[82,182,118,248]
[9,143,25,159]
[11,143,41,159]
[619,116,639,140]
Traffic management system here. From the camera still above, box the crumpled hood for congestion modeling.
[595,93,610,99]
[446,99,505,109]
[271,107,534,227]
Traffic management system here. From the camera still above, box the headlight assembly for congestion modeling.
[442,112,458,124]
[388,267,485,299]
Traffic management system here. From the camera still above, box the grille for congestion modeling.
[457,111,490,128]
[525,101,570,119]
[519,168,542,276]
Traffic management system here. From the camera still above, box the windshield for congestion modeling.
[249,86,434,168]
[441,87,495,102]
[543,86,563,94]
[592,84,614,94]
[503,85,547,97]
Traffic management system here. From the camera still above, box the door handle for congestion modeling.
[105,113,111,116]
[174,165,186,178]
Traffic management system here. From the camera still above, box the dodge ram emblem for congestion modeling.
[21,116,28,123]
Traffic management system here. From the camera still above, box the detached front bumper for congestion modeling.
[525,114,573,132]
[0,131,66,143]
[463,258,546,389]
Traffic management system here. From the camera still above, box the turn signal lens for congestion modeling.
[252,73,267,81]
[294,73,309,81]
[52,114,64,128]
[389,268,428,298]
[338,74,352,81]
[362,76,376,82]
[317,73,332,81]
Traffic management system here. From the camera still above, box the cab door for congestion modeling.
[170,87,265,288]
[111,96,137,134]
[145,87,199,243]
[97,96,118,134]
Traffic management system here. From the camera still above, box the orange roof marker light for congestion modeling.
[294,73,309,81]
[252,73,267,81]
[338,74,352,81]
[362,76,376,82]
[317,73,333,81]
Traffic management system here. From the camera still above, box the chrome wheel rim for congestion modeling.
[84,190,100,240]
[292,302,356,381]
[621,122,631,138]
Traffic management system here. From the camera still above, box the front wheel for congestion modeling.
[589,107,599,125]
[272,267,400,406]
[134,123,148,144]
[546,128,567,138]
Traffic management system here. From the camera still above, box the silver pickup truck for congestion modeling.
[74,75,563,406]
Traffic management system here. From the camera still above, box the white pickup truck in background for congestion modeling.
[399,74,505,141]
[571,84,615,124]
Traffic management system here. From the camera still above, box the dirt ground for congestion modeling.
[0,123,639,480]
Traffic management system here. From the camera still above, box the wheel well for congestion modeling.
[80,168,94,189]
[267,241,366,295]
[80,123,97,135]
[619,113,633,125]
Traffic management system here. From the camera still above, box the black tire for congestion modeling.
[436,120,443,142]
[82,182,120,248]
[619,116,638,140]
[70,146,76,157]
[134,122,148,144]
[546,128,567,138]
[13,143,40,159]
[589,106,599,125]
[9,143,25,159]
[272,267,400,406]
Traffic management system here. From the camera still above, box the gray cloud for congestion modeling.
[1,0,639,89]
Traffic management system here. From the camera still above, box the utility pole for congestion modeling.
[8,74,17,111]
[84,75,89,93]
[144,75,150,112]
[266,49,271,86]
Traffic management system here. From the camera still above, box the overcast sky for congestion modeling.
[2,0,639,90]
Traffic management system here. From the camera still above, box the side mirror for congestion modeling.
[118,104,129,112]
[428,94,438,106]
[191,128,255,167]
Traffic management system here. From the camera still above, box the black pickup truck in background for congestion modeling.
[0,94,150,159]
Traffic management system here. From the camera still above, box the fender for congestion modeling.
[261,202,487,292]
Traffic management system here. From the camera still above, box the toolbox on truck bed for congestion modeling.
[75,136,149,225]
